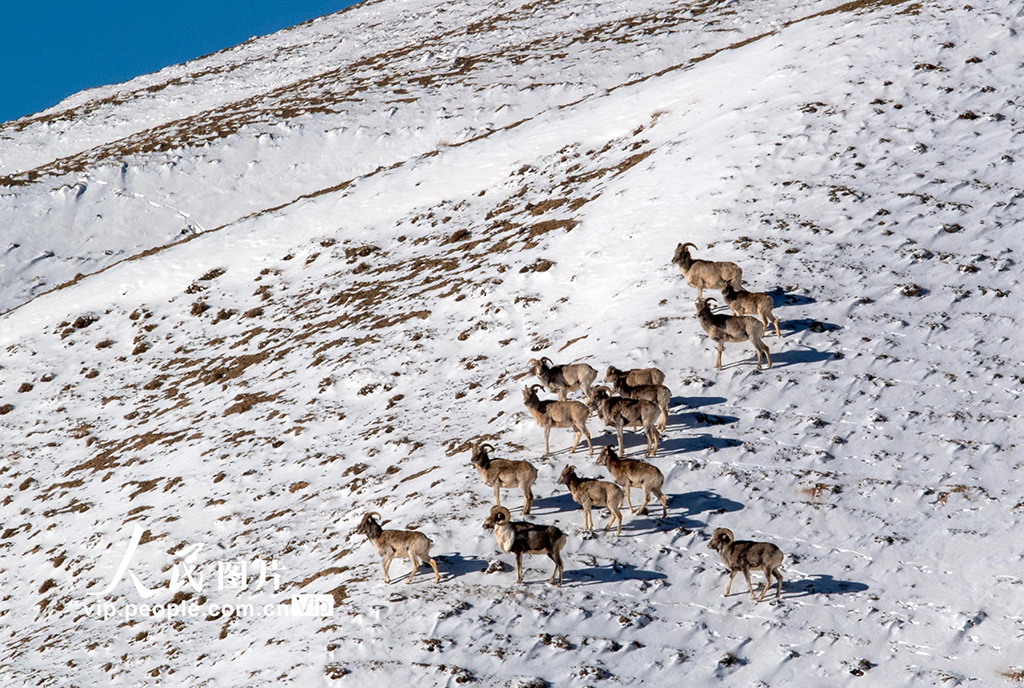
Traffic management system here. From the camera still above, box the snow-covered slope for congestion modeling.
[1,0,1022,685]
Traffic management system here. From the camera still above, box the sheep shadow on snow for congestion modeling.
[667,409,738,432]
[781,573,869,597]
[767,345,840,368]
[710,343,837,370]
[600,490,745,533]
[782,318,841,335]
[671,395,727,410]
[615,490,744,532]
[587,426,741,457]
[767,287,816,308]
[566,560,668,586]
[433,552,493,581]
[527,491,579,515]
[673,490,745,518]
[658,432,742,455]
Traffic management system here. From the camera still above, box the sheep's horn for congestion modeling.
[489,505,511,520]
[681,242,698,251]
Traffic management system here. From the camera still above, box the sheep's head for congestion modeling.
[672,242,697,265]
[469,443,494,468]
[522,384,542,404]
[354,512,382,538]
[604,366,621,382]
[589,386,612,411]
[556,465,576,486]
[695,297,715,315]
[707,527,734,552]
[483,505,511,530]
[596,446,617,466]
[527,358,543,376]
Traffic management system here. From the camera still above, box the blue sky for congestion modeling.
[0,1,358,124]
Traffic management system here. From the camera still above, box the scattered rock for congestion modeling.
[900,283,927,297]
[484,560,507,574]
[323,663,349,679]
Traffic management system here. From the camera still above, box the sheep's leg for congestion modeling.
[743,568,756,599]
[607,504,621,536]
[724,570,738,596]
[382,555,392,584]
[429,557,440,584]
[764,343,772,369]
[773,567,784,599]
[654,488,668,518]
[493,484,501,506]
[515,553,524,584]
[569,429,581,454]
[715,341,724,370]
[637,488,651,515]
[581,424,593,455]
[544,426,552,456]
[406,555,419,584]
[522,484,533,515]
[756,565,774,600]
[583,504,592,531]
[623,484,636,514]
[549,550,563,586]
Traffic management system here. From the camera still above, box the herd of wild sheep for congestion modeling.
[354,243,786,602]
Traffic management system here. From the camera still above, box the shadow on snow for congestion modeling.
[566,560,668,586]
[767,287,816,308]
[782,574,869,597]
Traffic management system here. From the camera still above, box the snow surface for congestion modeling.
[1,0,1023,685]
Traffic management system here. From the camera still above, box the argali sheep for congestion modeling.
[354,512,440,585]
[527,357,598,403]
[706,527,784,602]
[604,365,666,388]
[522,384,593,456]
[469,443,538,515]
[590,386,661,457]
[722,284,782,338]
[695,297,772,371]
[483,505,567,585]
[608,376,671,432]
[596,446,668,518]
[671,242,743,301]
[557,464,624,536]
